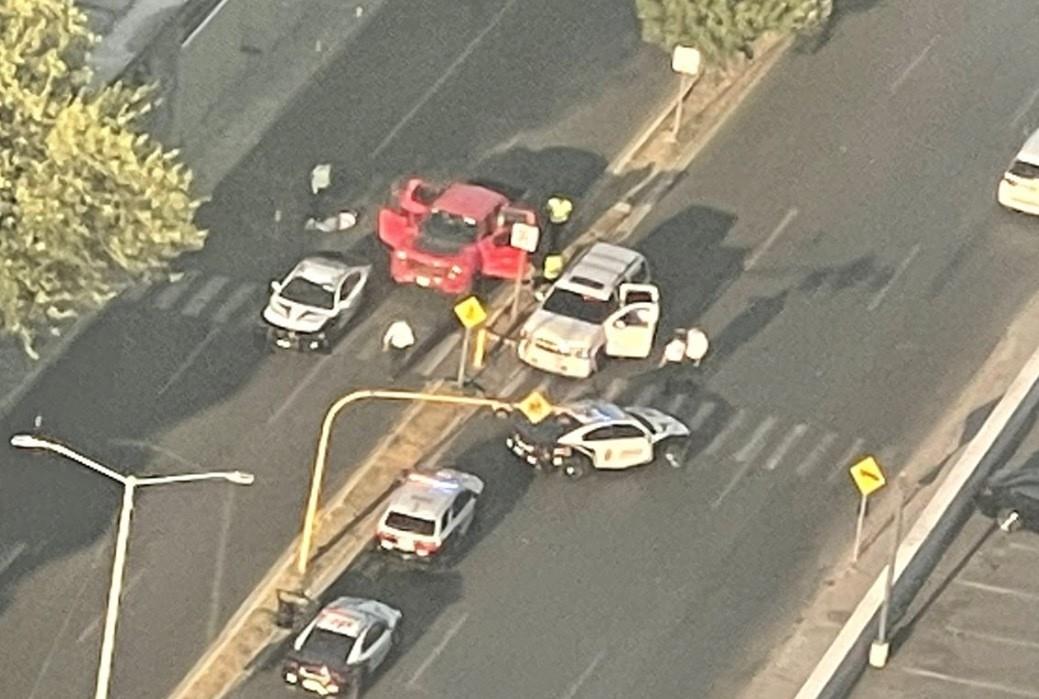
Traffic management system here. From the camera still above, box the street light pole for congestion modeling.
[9,434,255,699]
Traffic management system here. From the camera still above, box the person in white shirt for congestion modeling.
[684,327,710,367]
[383,319,416,380]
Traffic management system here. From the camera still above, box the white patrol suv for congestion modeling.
[506,399,690,479]
[262,252,370,352]
[517,243,660,378]
[283,595,401,696]
[998,127,1039,215]
[375,469,484,559]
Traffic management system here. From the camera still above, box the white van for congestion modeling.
[517,243,660,378]
[998,127,1039,216]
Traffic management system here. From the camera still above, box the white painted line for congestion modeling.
[1011,85,1039,127]
[156,327,222,398]
[413,334,459,377]
[733,415,779,463]
[152,275,198,310]
[267,354,334,424]
[602,377,627,402]
[501,368,530,398]
[955,578,1039,603]
[632,382,662,406]
[868,243,921,311]
[207,488,237,640]
[181,275,230,317]
[120,282,153,304]
[562,381,590,402]
[0,542,27,577]
[212,282,260,324]
[900,666,1039,699]
[559,648,607,699]
[406,612,470,688]
[711,457,756,510]
[687,401,718,431]
[797,431,840,479]
[703,408,748,457]
[744,207,798,270]
[78,570,146,643]
[372,0,517,158]
[890,35,939,94]
[945,624,1039,651]
[825,436,866,482]
[764,423,808,471]
[664,392,690,415]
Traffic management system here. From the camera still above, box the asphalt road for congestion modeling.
[234,1,1039,698]
[0,1,673,698]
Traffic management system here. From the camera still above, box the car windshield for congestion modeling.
[1009,159,1039,180]
[542,289,614,324]
[421,210,478,246]
[385,511,436,536]
[301,628,355,663]
[280,277,335,309]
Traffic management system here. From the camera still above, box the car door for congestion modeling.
[478,206,532,280]
[603,423,654,467]
[358,622,391,670]
[336,269,368,320]
[603,283,660,359]
[449,490,476,535]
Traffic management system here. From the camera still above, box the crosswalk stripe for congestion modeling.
[120,282,153,304]
[687,401,717,431]
[763,423,808,471]
[152,275,198,310]
[181,276,230,317]
[797,431,841,478]
[826,436,867,482]
[664,392,689,415]
[212,282,260,324]
[732,415,779,463]
[704,407,748,458]
[413,334,458,377]
[631,382,662,406]
[602,377,626,402]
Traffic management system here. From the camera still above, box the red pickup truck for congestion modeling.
[377,178,538,295]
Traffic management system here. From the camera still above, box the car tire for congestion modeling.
[660,438,689,469]
[562,454,591,480]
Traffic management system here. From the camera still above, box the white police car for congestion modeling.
[283,596,401,696]
[506,399,690,479]
[263,252,370,352]
[376,469,484,559]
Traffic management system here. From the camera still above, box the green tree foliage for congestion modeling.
[635,0,831,64]
[0,0,206,358]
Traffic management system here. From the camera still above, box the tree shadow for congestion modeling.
[795,0,887,55]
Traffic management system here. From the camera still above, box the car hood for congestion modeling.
[625,406,690,440]
[262,297,332,333]
[522,309,602,352]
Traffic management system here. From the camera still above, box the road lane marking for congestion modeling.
[744,207,798,270]
[406,611,469,689]
[732,415,778,463]
[711,457,756,510]
[901,666,1039,698]
[687,400,717,431]
[501,368,530,397]
[120,281,153,304]
[664,392,690,415]
[945,624,1039,651]
[825,436,866,482]
[0,542,27,577]
[632,382,662,406]
[890,35,939,94]
[1012,85,1039,127]
[372,0,518,158]
[152,273,198,310]
[868,243,921,311]
[109,438,202,470]
[267,354,335,424]
[955,578,1039,603]
[602,376,626,402]
[764,423,808,471]
[212,282,260,324]
[560,648,607,699]
[181,275,230,317]
[156,326,222,398]
[413,334,459,377]
[77,570,146,644]
[703,408,747,457]
[207,488,238,640]
[798,431,840,478]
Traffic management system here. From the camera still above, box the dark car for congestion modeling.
[976,465,1039,532]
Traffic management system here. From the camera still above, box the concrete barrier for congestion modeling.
[796,344,1039,698]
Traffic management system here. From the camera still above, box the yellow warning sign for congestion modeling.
[849,456,886,497]
[453,296,487,329]
[517,390,553,424]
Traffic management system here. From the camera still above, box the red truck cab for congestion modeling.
[377,178,537,295]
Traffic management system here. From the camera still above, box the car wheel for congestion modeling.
[563,455,591,480]
[660,438,689,469]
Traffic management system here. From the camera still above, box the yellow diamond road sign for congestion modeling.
[849,456,886,497]
[453,296,487,329]
[517,390,553,424]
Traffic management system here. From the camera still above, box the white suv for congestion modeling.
[517,243,660,378]
[998,127,1039,215]
[375,469,484,560]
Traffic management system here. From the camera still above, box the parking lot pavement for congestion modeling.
[851,407,1039,699]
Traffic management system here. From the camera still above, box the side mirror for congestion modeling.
[270,280,282,294]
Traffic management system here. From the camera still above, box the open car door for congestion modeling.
[478,206,534,280]
[603,283,660,359]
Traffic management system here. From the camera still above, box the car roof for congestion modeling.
[291,253,366,287]
[556,243,645,301]
[1017,127,1039,166]
[561,400,629,426]
[313,597,378,637]
[433,183,508,220]
[385,472,469,520]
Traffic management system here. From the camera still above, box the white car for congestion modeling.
[283,596,401,696]
[506,400,690,479]
[998,127,1039,215]
[262,252,370,351]
[518,243,660,378]
[376,469,484,560]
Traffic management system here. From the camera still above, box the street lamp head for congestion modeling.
[225,470,256,486]
[10,433,45,450]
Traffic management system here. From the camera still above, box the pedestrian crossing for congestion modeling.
[555,376,898,488]
[122,271,264,328]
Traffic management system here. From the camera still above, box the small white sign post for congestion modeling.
[670,45,702,140]
[509,222,540,320]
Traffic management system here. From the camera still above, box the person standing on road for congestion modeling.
[382,319,416,381]
[658,326,710,394]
